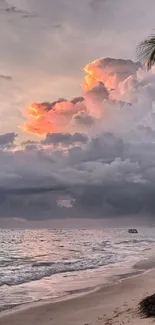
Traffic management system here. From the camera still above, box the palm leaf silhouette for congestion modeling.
[137,32,155,70]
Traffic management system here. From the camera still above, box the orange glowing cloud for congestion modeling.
[83,58,141,92]
[83,58,116,91]
[21,100,86,135]
[21,58,141,136]
[22,103,58,135]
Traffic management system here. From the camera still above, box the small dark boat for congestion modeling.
[128,229,138,234]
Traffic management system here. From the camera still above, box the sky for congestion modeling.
[1,0,155,225]
[1,0,155,136]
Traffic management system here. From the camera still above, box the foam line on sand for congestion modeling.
[1,267,155,325]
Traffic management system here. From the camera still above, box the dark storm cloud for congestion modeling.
[68,133,124,164]
[0,184,67,195]
[1,127,155,219]
[21,140,40,150]
[75,183,155,217]
[42,132,88,146]
[0,132,17,148]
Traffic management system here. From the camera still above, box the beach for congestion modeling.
[1,228,155,310]
[1,228,155,325]
[0,268,155,325]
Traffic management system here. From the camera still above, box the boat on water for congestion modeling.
[128,229,138,234]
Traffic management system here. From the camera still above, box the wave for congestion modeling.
[1,229,155,288]
[0,253,119,286]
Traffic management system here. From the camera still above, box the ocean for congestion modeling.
[0,227,155,311]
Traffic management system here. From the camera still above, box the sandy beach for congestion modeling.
[0,269,155,325]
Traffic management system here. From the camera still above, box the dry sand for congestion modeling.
[1,269,155,325]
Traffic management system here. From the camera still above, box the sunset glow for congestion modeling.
[21,58,140,136]
[21,60,105,136]
[22,103,57,135]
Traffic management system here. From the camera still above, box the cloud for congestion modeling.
[85,82,109,101]
[21,58,140,136]
[0,132,17,149]
[71,97,84,104]
[0,2,36,18]
[73,111,95,126]
[21,140,40,150]
[21,96,89,135]
[0,74,12,80]
[42,132,88,146]
[83,58,141,91]
[2,58,155,220]
[0,126,155,219]
[2,0,155,140]
[2,1,155,222]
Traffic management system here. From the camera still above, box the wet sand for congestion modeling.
[0,268,155,325]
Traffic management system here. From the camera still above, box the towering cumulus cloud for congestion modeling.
[83,58,141,91]
[22,58,141,136]
[2,57,155,221]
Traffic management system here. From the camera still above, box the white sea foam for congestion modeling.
[0,227,155,310]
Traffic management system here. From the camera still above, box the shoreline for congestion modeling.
[1,227,155,319]
[1,266,155,324]
[0,264,144,315]
[2,253,152,314]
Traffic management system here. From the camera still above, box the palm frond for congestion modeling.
[137,33,155,70]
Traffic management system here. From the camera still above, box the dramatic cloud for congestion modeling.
[1,0,155,139]
[42,132,88,146]
[21,100,88,135]
[21,140,40,150]
[0,126,155,219]
[2,56,155,220]
[21,58,139,136]
[0,132,17,149]
[83,58,141,91]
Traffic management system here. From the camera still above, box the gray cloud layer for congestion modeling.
[0,132,17,148]
[1,126,155,219]
[42,132,88,146]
